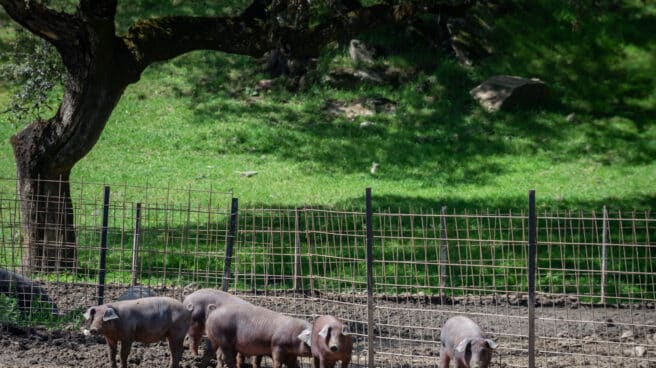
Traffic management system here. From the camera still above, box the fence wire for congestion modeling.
[0,178,655,368]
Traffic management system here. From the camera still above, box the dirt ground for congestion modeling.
[1,284,655,368]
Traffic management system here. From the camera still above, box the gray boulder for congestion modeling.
[470,75,548,112]
[349,39,378,67]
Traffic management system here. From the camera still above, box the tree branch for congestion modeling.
[0,0,82,49]
[121,0,474,71]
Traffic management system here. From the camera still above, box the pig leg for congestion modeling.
[271,348,284,368]
[252,355,262,368]
[119,340,133,368]
[439,348,450,368]
[167,334,185,368]
[198,339,217,368]
[318,359,335,368]
[219,347,237,368]
[105,337,118,368]
[341,357,351,368]
[312,357,320,368]
[188,331,201,357]
[283,355,299,368]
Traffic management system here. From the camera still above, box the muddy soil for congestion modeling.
[1,284,655,368]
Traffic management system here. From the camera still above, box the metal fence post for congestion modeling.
[294,207,302,291]
[131,203,142,287]
[97,186,110,305]
[365,188,375,368]
[600,206,609,304]
[222,198,239,292]
[528,190,536,368]
[440,206,448,304]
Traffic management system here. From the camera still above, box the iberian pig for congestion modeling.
[299,315,353,368]
[183,289,251,357]
[83,296,191,368]
[439,316,497,368]
[205,302,312,368]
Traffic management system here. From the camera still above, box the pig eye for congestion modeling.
[90,308,96,316]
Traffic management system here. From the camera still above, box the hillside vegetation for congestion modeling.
[0,1,654,211]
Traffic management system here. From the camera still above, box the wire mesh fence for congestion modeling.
[0,178,655,368]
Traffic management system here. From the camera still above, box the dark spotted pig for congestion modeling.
[83,296,190,368]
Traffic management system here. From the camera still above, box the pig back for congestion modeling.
[183,289,249,323]
[440,316,483,349]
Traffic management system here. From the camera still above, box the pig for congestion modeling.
[183,289,252,357]
[439,315,498,368]
[205,302,312,368]
[83,296,191,368]
[299,315,353,368]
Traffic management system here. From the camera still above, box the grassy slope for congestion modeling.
[0,1,654,211]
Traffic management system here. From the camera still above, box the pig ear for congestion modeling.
[102,307,119,322]
[318,325,330,338]
[83,308,94,321]
[185,303,194,312]
[298,328,312,346]
[486,339,498,350]
[342,325,351,336]
[207,303,217,312]
[455,339,470,353]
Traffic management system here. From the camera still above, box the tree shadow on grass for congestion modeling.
[479,1,656,161]
[118,1,656,206]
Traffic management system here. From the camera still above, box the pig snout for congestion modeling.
[330,345,338,352]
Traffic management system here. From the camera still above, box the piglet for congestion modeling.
[299,315,353,368]
[83,296,191,368]
[439,315,497,368]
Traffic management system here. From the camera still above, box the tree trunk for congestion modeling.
[14,174,77,273]
[11,71,129,272]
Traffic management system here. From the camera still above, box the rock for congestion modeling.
[621,330,634,339]
[370,162,379,175]
[470,75,549,112]
[323,100,374,119]
[566,113,578,122]
[116,285,157,301]
[359,121,375,128]
[358,96,397,114]
[255,79,274,92]
[349,39,377,67]
[623,346,646,357]
[238,171,258,177]
[447,16,492,66]
[324,67,384,88]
